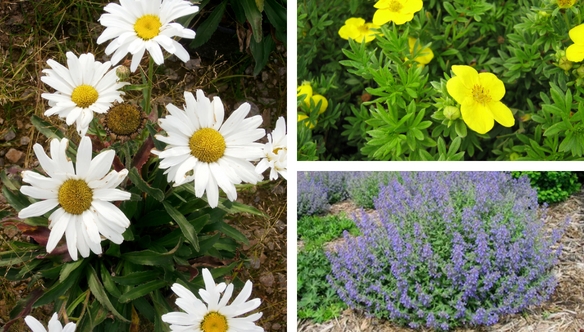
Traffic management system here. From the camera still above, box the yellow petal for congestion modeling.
[460,100,494,134]
[451,65,480,88]
[446,76,471,104]
[297,83,313,106]
[338,25,356,40]
[374,0,391,9]
[311,94,328,114]
[478,72,505,101]
[402,0,423,13]
[568,23,584,45]
[391,12,415,25]
[567,44,584,62]
[345,17,366,26]
[373,8,393,25]
[488,101,515,128]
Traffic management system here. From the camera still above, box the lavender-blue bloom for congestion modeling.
[327,172,565,331]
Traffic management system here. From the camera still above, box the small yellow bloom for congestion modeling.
[557,0,577,8]
[297,114,316,129]
[446,65,515,134]
[407,37,434,67]
[297,82,313,106]
[566,23,584,63]
[311,94,328,114]
[338,18,380,43]
[373,0,423,26]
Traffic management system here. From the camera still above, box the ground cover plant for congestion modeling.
[0,0,287,331]
[297,0,584,160]
[297,171,582,331]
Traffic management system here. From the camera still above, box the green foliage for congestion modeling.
[298,214,359,250]
[511,171,581,203]
[298,0,584,160]
[297,249,346,323]
[346,172,400,209]
[189,0,286,75]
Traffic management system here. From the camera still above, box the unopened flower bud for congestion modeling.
[558,57,573,71]
[576,66,584,78]
[311,94,328,114]
[443,106,461,120]
[509,152,520,161]
[116,66,130,80]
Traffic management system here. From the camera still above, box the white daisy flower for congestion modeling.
[161,268,263,332]
[97,0,199,72]
[41,52,127,137]
[18,136,131,261]
[25,313,76,332]
[255,116,287,181]
[153,90,265,208]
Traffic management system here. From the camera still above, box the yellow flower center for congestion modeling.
[388,0,403,12]
[134,15,162,40]
[358,24,370,33]
[557,0,575,8]
[200,312,228,332]
[189,128,226,163]
[105,104,143,136]
[71,85,99,108]
[58,179,93,215]
[472,84,492,105]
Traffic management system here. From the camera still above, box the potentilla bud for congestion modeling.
[443,106,461,120]
[116,65,131,80]
[576,66,584,78]
[558,57,573,71]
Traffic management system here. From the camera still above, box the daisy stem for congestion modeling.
[144,56,154,115]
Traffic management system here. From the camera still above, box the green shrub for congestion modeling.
[298,214,359,250]
[511,171,581,203]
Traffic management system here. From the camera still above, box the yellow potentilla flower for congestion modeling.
[566,24,584,63]
[446,65,515,134]
[311,94,328,114]
[297,82,313,107]
[338,18,380,43]
[298,114,316,129]
[407,37,434,67]
[373,0,423,25]
[557,0,577,8]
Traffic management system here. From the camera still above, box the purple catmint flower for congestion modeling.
[326,172,566,330]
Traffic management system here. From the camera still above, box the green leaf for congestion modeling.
[2,186,31,212]
[454,120,467,138]
[112,271,160,286]
[30,115,64,140]
[190,1,227,49]
[122,242,180,266]
[87,265,129,322]
[163,201,200,251]
[128,167,164,202]
[118,280,167,303]
[239,0,263,42]
[264,0,286,33]
[35,261,84,307]
[544,122,567,137]
[250,36,276,76]
[215,220,249,244]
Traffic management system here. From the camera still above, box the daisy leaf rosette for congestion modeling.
[256,116,287,181]
[161,268,263,332]
[446,65,515,134]
[25,313,76,332]
[18,136,131,261]
[41,52,128,137]
[97,0,199,72]
[153,90,265,208]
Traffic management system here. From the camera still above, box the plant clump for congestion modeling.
[326,172,565,330]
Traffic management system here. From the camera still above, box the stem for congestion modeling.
[144,56,154,115]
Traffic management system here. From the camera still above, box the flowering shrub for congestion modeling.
[298,0,584,160]
[345,171,398,209]
[327,172,565,330]
[297,172,330,217]
[310,172,350,204]
[512,171,581,204]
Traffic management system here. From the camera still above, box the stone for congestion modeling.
[16,119,23,129]
[271,323,281,330]
[2,130,16,141]
[5,148,24,164]
[20,136,30,146]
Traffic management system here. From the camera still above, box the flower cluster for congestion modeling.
[297,172,330,217]
[327,172,564,330]
[9,0,283,330]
